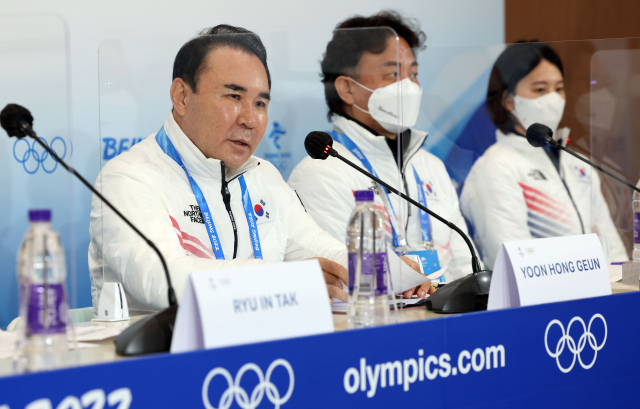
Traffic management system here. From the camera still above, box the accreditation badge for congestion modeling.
[406,249,442,282]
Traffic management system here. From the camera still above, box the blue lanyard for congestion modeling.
[156,126,262,260]
[239,176,263,259]
[412,166,432,243]
[330,130,401,248]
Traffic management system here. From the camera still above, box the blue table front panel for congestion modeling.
[1,291,637,408]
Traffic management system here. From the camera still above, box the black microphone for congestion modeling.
[0,104,35,138]
[526,123,640,193]
[1,104,177,356]
[304,131,491,313]
[305,131,335,160]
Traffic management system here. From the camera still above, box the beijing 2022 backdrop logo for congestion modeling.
[13,136,71,174]
[264,122,291,175]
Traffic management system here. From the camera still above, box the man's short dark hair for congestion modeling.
[487,41,564,133]
[321,10,426,121]
[172,24,271,93]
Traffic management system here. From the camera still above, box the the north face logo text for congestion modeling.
[184,205,204,224]
[528,170,547,180]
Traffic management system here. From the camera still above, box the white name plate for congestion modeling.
[171,260,334,353]
[488,234,611,310]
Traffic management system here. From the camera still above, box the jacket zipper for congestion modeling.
[218,162,260,259]
[220,161,238,259]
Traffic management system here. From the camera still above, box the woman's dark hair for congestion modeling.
[321,10,426,121]
[173,24,271,92]
[487,41,564,133]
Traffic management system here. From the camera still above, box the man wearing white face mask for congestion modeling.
[460,42,627,268]
[288,11,476,293]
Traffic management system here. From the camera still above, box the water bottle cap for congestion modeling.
[29,209,51,222]
[355,190,374,202]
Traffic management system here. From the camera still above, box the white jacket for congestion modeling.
[89,112,347,314]
[288,116,475,282]
[460,129,628,268]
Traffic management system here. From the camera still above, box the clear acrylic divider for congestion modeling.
[98,36,187,315]
[97,28,404,324]
[97,33,639,322]
[325,27,403,318]
[409,42,507,277]
[409,39,638,276]
[0,14,75,330]
[588,38,640,263]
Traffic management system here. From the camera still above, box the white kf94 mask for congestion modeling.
[512,92,566,138]
[349,77,423,134]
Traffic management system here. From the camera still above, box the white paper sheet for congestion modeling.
[331,297,426,313]
[70,342,101,350]
[387,248,443,293]
[608,264,623,283]
[426,267,446,281]
[0,331,17,360]
[69,326,123,342]
[0,330,103,360]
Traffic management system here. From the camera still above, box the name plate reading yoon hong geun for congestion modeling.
[171,260,334,353]
[488,234,611,310]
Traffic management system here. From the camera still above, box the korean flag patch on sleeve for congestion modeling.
[252,196,274,225]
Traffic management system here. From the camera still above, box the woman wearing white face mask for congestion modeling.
[460,42,627,268]
[289,11,476,291]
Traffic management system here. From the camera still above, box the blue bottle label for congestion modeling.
[26,284,67,336]
[635,212,640,244]
[348,252,388,296]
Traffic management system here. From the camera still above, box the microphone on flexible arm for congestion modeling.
[526,123,640,193]
[1,103,177,356]
[305,131,491,313]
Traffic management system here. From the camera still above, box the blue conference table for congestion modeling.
[1,283,639,408]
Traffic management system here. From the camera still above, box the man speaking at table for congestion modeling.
[88,25,350,314]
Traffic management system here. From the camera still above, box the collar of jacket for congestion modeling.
[495,127,571,153]
[162,111,260,181]
[332,115,428,167]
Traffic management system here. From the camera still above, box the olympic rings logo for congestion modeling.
[202,359,294,409]
[544,314,607,373]
[13,136,71,174]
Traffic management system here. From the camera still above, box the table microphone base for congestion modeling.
[425,270,492,313]
[114,304,178,356]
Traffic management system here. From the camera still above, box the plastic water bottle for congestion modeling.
[346,190,391,328]
[634,184,640,262]
[15,209,69,372]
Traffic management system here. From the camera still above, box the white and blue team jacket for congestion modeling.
[460,129,628,269]
[89,112,347,315]
[288,115,475,282]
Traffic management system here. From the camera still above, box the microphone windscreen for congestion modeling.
[0,104,33,138]
[305,131,334,160]
[526,123,553,148]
